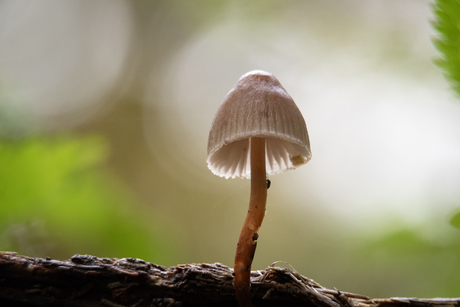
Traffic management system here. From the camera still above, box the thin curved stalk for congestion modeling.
[234,137,267,307]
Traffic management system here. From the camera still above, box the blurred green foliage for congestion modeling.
[357,225,460,297]
[433,0,460,96]
[0,135,172,262]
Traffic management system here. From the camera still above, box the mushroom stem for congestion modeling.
[234,137,267,307]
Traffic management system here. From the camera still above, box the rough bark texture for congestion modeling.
[0,252,459,307]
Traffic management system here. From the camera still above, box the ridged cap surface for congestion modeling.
[207,70,311,179]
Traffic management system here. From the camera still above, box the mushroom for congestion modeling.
[207,70,311,307]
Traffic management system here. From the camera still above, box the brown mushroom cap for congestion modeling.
[207,70,311,179]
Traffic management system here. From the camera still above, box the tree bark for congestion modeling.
[0,252,458,307]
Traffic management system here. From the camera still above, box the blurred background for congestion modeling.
[1,0,460,298]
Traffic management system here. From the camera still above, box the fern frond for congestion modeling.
[432,0,460,96]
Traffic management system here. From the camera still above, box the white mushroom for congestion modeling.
[207,70,311,179]
[206,70,311,307]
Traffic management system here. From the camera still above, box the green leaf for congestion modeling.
[450,210,460,229]
[432,0,460,96]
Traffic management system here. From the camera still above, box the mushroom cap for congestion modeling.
[207,70,311,179]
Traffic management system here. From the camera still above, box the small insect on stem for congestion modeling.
[266,179,271,189]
